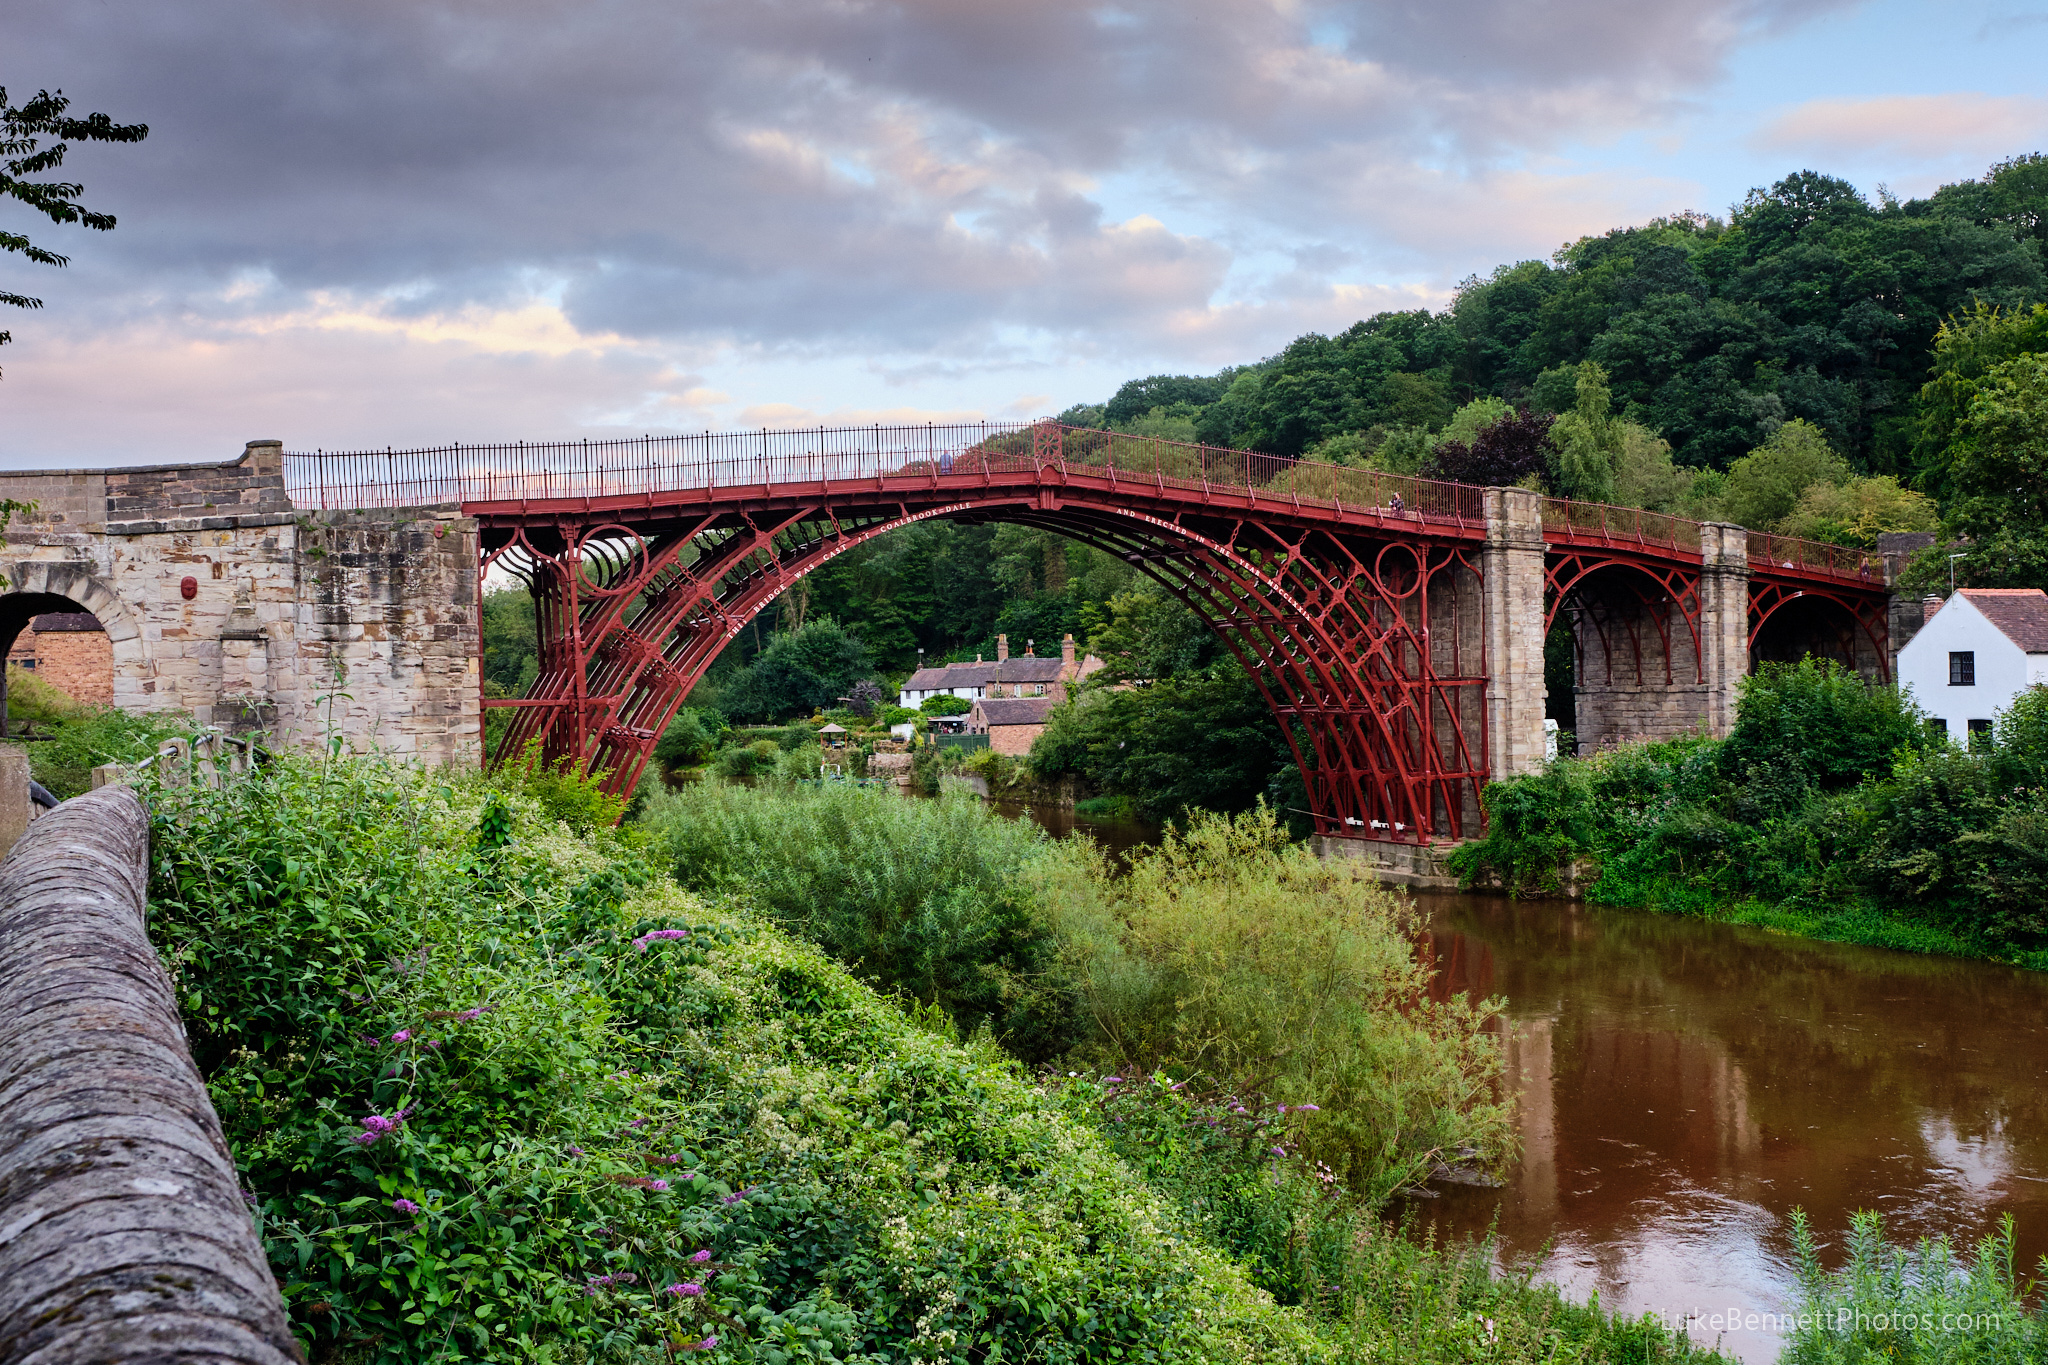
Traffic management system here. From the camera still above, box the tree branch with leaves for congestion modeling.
[1,87,148,375]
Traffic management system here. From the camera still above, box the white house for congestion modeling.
[1897,588,2048,746]
[897,633,1104,708]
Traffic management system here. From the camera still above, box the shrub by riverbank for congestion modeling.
[641,782,1507,1203]
[1448,660,2048,970]
[151,756,1352,1362]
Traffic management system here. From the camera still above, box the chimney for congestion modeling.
[1923,594,1944,623]
[1025,639,1035,656]
[1062,633,1077,666]
[996,633,1009,662]
[975,654,982,664]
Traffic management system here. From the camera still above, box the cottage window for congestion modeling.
[1925,717,1947,739]
[1949,652,1975,686]
[1968,718,1993,752]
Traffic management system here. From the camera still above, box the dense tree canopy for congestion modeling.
[1084,161,2046,478]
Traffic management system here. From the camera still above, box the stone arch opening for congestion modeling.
[1546,561,1705,755]
[1749,590,1888,681]
[0,563,148,724]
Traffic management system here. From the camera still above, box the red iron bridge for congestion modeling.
[286,422,1893,847]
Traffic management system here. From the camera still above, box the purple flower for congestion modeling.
[690,1249,713,1263]
[391,1030,412,1043]
[1102,1075,1123,1083]
[627,1119,647,1128]
[648,1179,670,1192]
[393,1197,421,1215]
[426,1039,442,1050]
[1295,1104,1321,1112]
[720,1192,744,1205]
[359,1035,380,1046]
[667,1282,704,1297]
[632,928,692,952]
[681,1336,719,1352]
[457,1006,489,1022]
[1270,1146,1286,1157]
[566,1146,586,1156]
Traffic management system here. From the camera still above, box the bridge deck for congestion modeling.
[284,421,1884,587]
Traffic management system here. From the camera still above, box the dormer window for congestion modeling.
[1949,652,1975,686]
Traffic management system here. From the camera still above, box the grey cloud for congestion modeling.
[6,0,1841,362]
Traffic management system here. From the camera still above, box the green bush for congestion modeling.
[641,781,1086,1060]
[152,756,1340,1364]
[715,739,781,778]
[14,703,196,798]
[654,706,725,774]
[492,739,629,833]
[1451,666,2048,960]
[917,693,971,716]
[1721,658,1930,792]
[1035,804,1509,1203]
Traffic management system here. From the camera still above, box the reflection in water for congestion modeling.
[989,798,1161,864]
[1414,892,2048,1363]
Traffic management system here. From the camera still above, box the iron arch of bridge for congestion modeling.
[1747,577,1892,681]
[476,488,1492,844]
[279,420,1898,840]
[1542,548,1710,689]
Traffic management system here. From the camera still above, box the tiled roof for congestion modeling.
[1962,588,2048,653]
[996,657,1064,682]
[975,697,1056,726]
[905,656,1070,689]
[31,612,104,633]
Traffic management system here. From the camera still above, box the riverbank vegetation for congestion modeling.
[143,752,1729,1362]
[1781,1211,2048,1363]
[1449,659,2048,969]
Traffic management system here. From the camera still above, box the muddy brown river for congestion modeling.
[1410,890,2048,1361]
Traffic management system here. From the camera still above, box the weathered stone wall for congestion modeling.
[0,442,480,769]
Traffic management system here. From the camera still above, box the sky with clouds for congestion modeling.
[5,0,2046,466]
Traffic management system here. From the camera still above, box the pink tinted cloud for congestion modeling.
[1753,93,2048,164]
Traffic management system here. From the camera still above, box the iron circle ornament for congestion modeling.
[179,576,198,600]
[573,524,652,597]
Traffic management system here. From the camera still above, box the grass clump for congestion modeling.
[2,665,197,796]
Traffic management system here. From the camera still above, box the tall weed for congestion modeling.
[639,780,1089,1059]
[1781,1210,2048,1364]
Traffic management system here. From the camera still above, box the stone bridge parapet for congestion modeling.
[0,442,479,766]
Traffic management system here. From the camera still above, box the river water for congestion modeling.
[997,802,2048,1363]
[1410,890,2048,1362]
